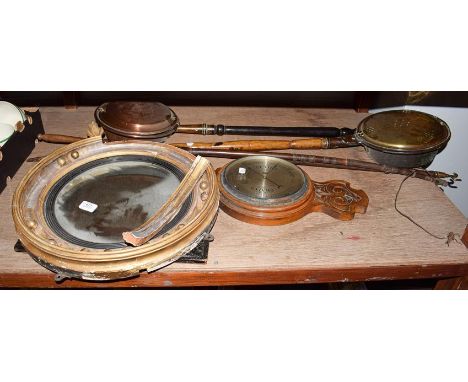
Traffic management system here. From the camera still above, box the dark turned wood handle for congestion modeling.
[178,124,355,138]
[223,126,355,137]
[37,134,84,144]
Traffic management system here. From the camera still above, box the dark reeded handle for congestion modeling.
[178,124,355,137]
[215,125,354,137]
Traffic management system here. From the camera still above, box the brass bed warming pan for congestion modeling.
[12,137,219,281]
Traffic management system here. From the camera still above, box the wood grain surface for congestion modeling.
[1,106,467,287]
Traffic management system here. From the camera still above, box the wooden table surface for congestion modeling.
[1,106,467,288]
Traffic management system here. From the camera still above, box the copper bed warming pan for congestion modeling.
[93,101,355,139]
[38,107,451,169]
[37,101,355,144]
[94,101,180,141]
[12,137,219,281]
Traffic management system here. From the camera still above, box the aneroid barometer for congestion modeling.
[217,156,368,225]
[12,137,219,281]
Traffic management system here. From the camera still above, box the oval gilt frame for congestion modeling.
[12,137,219,281]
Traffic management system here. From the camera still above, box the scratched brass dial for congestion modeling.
[221,156,308,206]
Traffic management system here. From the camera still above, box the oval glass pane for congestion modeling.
[45,156,189,248]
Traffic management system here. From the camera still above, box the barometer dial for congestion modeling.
[221,156,308,206]
[217,155,368,226]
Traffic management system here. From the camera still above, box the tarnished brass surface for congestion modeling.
[222,156,307,202]
[12,137,219,281]
[356,110,450,153]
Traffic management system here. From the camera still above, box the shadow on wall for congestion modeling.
[1,91,468,109]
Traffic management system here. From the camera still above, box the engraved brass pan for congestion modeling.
[355,110,451,168]
[12,137,219,281]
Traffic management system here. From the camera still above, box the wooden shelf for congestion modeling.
[1,106,467,288]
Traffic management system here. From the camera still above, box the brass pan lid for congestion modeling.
[355,110,451,154]
[95,101,179,139]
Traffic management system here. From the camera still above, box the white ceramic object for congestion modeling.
[0,122,15,147]
[0,101,26,127]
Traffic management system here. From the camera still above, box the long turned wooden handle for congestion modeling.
[37,133,84,144]
[173,137,357,151]
[122,156,210,246]
[177,124,355,138]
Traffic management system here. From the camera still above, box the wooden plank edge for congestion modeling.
[2,263,468,288]
[434,276,468,290]
[461,224,468,249]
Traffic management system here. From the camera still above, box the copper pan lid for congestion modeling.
[95,101,179,139]
[355,110,451,154]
